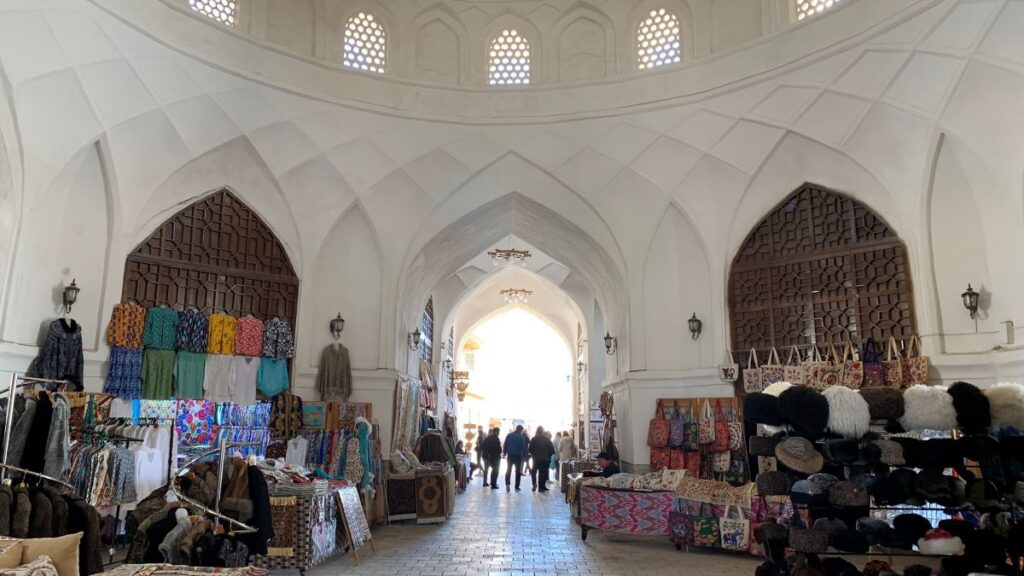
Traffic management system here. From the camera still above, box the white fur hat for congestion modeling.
[917,529,963,556]
[984,382,1024,431]
[759,382,793,434]
[899,385,957,432]
[822,386,870,439]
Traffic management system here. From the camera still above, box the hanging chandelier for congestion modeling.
[488,248,531,267]
[500,288,533,304]
[453,371,470,401]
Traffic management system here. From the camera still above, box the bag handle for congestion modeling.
[807,344,822,363]
[826,342,841,365]
[747,348,760,369]
[862,338,880,363]
[767,347,781,366]
[842,341,858,362]
[786,345,800,366]
[905,334,922,359]
[887,336,900,362]
[715,399,727,422]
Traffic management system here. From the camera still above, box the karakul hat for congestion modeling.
[822,386,871,439]
[918,528,963,556]
[807,473,840,492]
[851,473,880,492]
[822,557,859,576]
[829,481,869,507]
[870,439,905,466]
[775,437,824,474]
[745,393,783,426]
[856,517,894,545]
[890,437,923,468]
[942,475,967,507]
[831,528,869,554]
[762,381,793,397]
[889,468,918,495]
[918,438,956,469]
[778,386,830,439]
[966,478,1002,510]
[757,471,795,496]
[870,476,908,506]
[983,382,1024,431]
[823,439,860,464]
[957,434,999,462]
[892,513,931,542]
[791,480,828,506]
[916,469,951,503]
[947,382,991,434]
[859,387,905,421]
[813,518,848,539]
[790,527,829,553]
[937,519,973,541]
[900,385,957,432]
[749,435,783,456]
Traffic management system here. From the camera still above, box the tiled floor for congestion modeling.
[304,473,762,576]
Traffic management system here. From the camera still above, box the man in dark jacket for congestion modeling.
[503,425,528,492]
[481,428,502,489]
[528,427,556,492]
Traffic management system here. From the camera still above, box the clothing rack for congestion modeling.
[0,462,74,491]
[1,373,72,482]
[167,485,257,535]
[176,441,261,530]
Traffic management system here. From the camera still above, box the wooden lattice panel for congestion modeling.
[122,190,298,325]
[729,184,914,355]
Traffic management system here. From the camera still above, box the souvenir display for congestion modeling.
[650,398,748,485]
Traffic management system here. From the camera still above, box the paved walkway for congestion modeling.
[305,474,762,576]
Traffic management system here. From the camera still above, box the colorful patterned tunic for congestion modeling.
[142,307,180,350]
[107,302,146,348]
[262,318,295,360]
[207,313,237,355]
[234,315,265,357]
[104,347,143,399]
[175,308,209,353]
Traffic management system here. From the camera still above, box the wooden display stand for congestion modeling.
[335,486,377,565]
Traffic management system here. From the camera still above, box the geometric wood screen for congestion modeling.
[729,184,915,356]
[122,189,299,327]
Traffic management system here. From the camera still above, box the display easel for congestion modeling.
[335,485,376,565]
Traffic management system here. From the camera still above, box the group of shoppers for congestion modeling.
[474,425,576,492]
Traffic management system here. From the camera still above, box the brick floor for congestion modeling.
[303,474,763,576]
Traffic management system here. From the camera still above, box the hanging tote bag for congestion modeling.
[883,336,904,389]
[670,449,686,470]
[692,503,721,548]
[760,348,785,388]
[683,404,700,451]
[669,506,695,547]
[684,451,702,477]
[712,401,730,453]
[743,349,763,393]
[648,401,670,448]
[699,399,716,445]
[749,496,771,558]
[719,350,739,383]
[784,345,804,385]
[861,338,884,388]
[650,446,671,472]
[728,420,744,451]
[724,450,747,485]
[841,341,864,389]
[720,506,751,551]
[712,450,731,474]
[815,343,844,390]
[901,334,929,387]
[669,405,687,449]
[801,345,826,389]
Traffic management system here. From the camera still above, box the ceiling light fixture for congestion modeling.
[488,248,531,267]
[500,288,533,304]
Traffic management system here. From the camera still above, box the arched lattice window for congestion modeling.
[343,12,387,73]
[795,0,843,21]
[189,0,236,26]
[637,8,681,69]
[122,190,298,326]
[729,184,915,355]
[489,29,531,85]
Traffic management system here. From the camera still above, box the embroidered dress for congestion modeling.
[175,308,209,353]
[262,318,295,359]
[173,352,207,399]
[142,307,180,350]
[104,347,143,398]
[234,316,264,357]
[141,349,176,399]
[107,302,146,348]
[207,313,237,355]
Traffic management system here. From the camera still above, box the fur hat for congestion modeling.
[860,387,905,421]
[813,517,848,538]
[762,382,793,397]
[957,434,999,462]
[808,473,840,491]
[778,386,830,439]
[754,521,788,545]
[832,528,869,554]
[822,386,871,439]
[870,476,909,506]
[900,385,957,432]
[823,439,861,463]
[918,528,964,556]
[791,480,829,506]
[749,435,783,456]
[918,438,956,469]
[983,382,1024,431]
[947,382,991,434]
[829,480,869,507]
[893,514,931,542]
[966,479,1002,511]
[916,469,951,503]
[790,527,829,553]
[889,437,923,468]
[757,471,795,496]
[942,475,967,507]
[938,519,973,541]
[775,437,824,474]
[745,393,783,426]
[856,517,894,545]
[873,439,905,466]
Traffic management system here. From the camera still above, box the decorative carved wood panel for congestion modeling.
[122,190,298,326]
[729,184,915,355]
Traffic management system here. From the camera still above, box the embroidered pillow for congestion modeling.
[1,555,59,576]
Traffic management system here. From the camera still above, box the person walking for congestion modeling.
[503,425,527,492]
[481,428,502,489]
[552,431,562,481]
[521,428,532,477]
[474,426,484,476]
[558,430,576,467]
[528,426,556,492]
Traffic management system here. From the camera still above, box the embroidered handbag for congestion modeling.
[784,345,804,385]
[669,508,695,546]
[724,450,747,485]
[719,350,739,383]
[669,405,687,449]
[719,506,751,551]
[684,451,701,477]
[841,341,863,389]
[699,400,716,445]
[728,420,743,451]
[692,503,721,548]
[647,402,670,448]
[861,338,884,388]
[815,343,844,389]
[749,496,771,558]
[883,336,903,388]
[760,348,785,388]
[901,334,928,387]
[670,449,686,470]
[743,349,762,393]
[650,446,671,472]
[801,345,826,389]
[711,401,730,453]
[712,450,731,474]
[683,405,700,451]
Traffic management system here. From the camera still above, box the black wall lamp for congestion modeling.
[329,313,345,340]
[961,284,979,320]
[408,328,422,351]
[604,332,617,355]
[688,313,703,340]
[62,279,80,314]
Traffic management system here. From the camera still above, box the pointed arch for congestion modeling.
[476,14,543,86]
[409,5,469,85]
[551,4,617,82]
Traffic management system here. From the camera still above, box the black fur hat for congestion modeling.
[890,437,923,468]
[947,381,992,435]
[893,513,931,542]
[870,476,908,506]
[859,387,905,421]
[778,386,830,439]
[957,434,1000,462]
[745,393,784,426]
[831,528,869,554]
